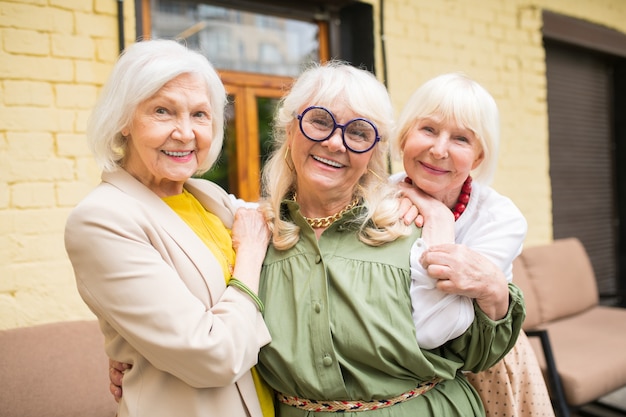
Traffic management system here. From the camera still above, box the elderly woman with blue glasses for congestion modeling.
[257,61,525,416]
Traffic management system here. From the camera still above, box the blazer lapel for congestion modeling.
[101,169,236,305]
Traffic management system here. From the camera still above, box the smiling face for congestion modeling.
[122,73,213,197]
[402,114,484,208]
[290,105,374,207]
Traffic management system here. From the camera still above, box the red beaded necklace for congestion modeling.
[403,175,472,221]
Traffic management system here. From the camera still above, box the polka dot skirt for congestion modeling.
[466,331,556,416]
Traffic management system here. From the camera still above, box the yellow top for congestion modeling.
[163,189,275,417]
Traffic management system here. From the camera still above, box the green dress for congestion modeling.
[258,200,525,417]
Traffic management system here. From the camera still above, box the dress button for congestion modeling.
[322,355,333,366]
[415,238,427,249]
[314,302,321,313]
[315,255,322,263]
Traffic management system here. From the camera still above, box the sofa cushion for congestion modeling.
[521,237,598,323]
[529,306,626,406]
[0,320,117,417]
[512,256,542,330]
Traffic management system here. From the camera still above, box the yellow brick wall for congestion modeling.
[0,0,135,329]
[1,0,625,330]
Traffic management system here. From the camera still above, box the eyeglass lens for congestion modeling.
[300,107,378,152]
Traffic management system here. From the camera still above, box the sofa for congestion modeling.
[513,237,626,416]
[0,319,117,417]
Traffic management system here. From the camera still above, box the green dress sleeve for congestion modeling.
[422,283,526,375]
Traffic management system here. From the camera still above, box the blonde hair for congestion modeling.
[392,72,500,184]
[261,61,412,250]
[87,39,226,175]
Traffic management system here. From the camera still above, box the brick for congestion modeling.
[9,231,66,261]
[3,80,54,106]
[0,107,76,132]
[12,207,70,233]
[11,182,56,208]
[0,211,16,234]
[0,53,74,82]
[75,109,90,132]
[6,131,54,159]
[0,2,74,33]
[57,180,96,206]
[75,157,102,184]
[0,182,8,208]
[2,28,50,56]
[55,83,98,108]
[56,132,90,157]
[75,59,115,84]
[0,263,16,293]
[95,0,119,15]
[94,37,120,62]
[7,158,74,182]
[0,295,20,330]
[75,11,118,38]
[50,0,93,13]
[1,0,46,5]
[51,33,95,59]
[11,260,73,290]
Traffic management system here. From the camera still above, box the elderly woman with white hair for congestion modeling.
[392,72,554,416]
[256,62,526,416]
[64,39,273,417]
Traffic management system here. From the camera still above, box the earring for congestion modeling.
[284,146,294,172]
[367,168,385,183]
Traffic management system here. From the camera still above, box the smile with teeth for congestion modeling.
[313,155,343,168]
[162,150,193,157]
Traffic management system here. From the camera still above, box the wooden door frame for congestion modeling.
[220,71,293,201]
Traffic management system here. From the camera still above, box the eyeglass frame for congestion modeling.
[295,106,381,153]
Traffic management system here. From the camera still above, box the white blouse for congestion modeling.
[390,172,528,349]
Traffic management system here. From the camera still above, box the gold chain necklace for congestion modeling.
[293,193,359,229]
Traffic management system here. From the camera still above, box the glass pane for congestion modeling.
[257,96,279,168]
[152,0,319,76]
[200,97,235,194]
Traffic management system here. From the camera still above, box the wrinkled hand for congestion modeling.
[109,359,131,403]
[231,207,271,252]
[399,182,455,244]
[398,196,423,227]
[420,243,509,320]
[398,182,452,225]
[230,207,271,292]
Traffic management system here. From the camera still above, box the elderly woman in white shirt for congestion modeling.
[391,72,554,416]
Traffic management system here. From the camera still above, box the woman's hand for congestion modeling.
[230,207,271,292]
[399,183,455,245]
[398,196,423,227]
[420,244,509,320]
[109,359,131,403]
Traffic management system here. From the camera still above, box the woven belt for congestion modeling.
[277,378,442,412]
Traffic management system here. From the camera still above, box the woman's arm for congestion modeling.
[66,195,270,388]
[420,243,510,320]
[396,182,475,349]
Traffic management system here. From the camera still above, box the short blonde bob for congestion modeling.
[392,72,500,185]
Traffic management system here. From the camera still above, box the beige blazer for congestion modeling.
[65,168,271,417]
